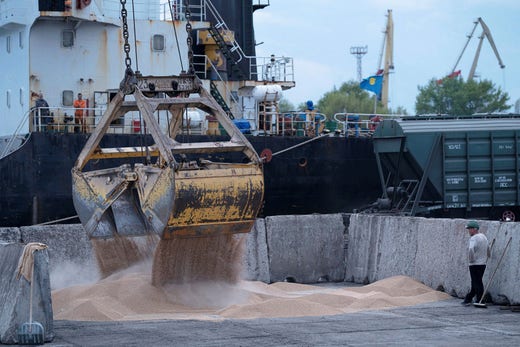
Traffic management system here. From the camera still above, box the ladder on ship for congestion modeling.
[207,25,247,80]
[258,92,279,134]
[205,1,247,80]
[210,80,235,119]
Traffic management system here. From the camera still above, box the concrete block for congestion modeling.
[0,227,21,243]
[242,219,270,283]
[344,214,382,283]
[485,222,519,304]
[0,243,54,344]
[20,225,93,266]
[414,218,469,297]
[20,225,99,289]
[266,214,346,284]
[372,215,420,281]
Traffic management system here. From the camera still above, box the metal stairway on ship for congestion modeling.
[205,0,247,80]
[210,80,235,119]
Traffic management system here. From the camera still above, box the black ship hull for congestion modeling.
[0,132,381,227]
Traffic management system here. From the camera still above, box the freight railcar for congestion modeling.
[370,114,520,221]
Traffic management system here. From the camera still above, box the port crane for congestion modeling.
[450,17,505,81]
[376,9,394,109]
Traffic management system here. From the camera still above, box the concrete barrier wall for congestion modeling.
[1,215,349,286]
[1,214,519,305]
[242,219,270,283]
[0,225,100,291]
[346,214,520,304]
[265,214,347,283]
[0,227,21,243]
[20,225,96,272]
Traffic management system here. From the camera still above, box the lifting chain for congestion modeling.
[120,0,132,70]
[118,0,137,94]
[184,0,194,74]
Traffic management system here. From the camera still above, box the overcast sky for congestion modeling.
[252,0,520,114]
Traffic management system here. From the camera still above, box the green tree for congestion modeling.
[415,77,510,115]
[316,81,389,117]
[296,101,308,111]
[389,106,408,115]
[278,97,295,113]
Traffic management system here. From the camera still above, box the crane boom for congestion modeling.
[451,17,505,81]
[451,20,479,74]
[468,18,505,80]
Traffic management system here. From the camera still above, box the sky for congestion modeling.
[252,0,520,114]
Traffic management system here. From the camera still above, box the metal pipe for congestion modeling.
[32,196,38,225]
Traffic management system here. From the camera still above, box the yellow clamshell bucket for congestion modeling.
[72,71,264,242]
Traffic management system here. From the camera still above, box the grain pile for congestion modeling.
[52,272,451,321]
[55,232,451,321]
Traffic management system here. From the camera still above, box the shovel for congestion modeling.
[474,237,512,308]
[17,261,44,345]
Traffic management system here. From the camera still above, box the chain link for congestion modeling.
[118,0,136,94]
[184,1,194,74]
[120,0,132,69]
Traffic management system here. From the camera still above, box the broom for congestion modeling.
[17,257,45,344]
[473,237,512,308]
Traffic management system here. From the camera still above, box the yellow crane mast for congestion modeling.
[376,9,394,109]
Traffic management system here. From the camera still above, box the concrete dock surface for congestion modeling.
[37,298,520,346]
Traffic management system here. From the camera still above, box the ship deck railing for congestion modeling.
[30,106,208,135]
[251,56,295,86]
[255,111,327,137]
[29,106,402,139]
[333,113,405,137]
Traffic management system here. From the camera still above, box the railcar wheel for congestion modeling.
[501,210,515,222]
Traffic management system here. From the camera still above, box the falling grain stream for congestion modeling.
[91,233,245,285]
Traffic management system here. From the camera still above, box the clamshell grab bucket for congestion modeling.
[72,163,263,239]
[166,164,264,238]
[72,73,264,240]
[72,164,175,239]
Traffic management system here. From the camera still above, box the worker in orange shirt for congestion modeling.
[73,93,87,133]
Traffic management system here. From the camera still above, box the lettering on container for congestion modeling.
[447,144,462,150]
[495,176,512,183]
[447,203,466,208]
[498,144,513,150]
[473,203,492,207]
[446,177,464,185]
[474,176,487,183]
[495,175,513,188]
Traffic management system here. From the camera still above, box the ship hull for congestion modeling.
[0,132,380,227]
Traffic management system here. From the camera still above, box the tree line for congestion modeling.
[279,77,510,116]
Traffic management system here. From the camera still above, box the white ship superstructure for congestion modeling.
[0,0,295,137]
